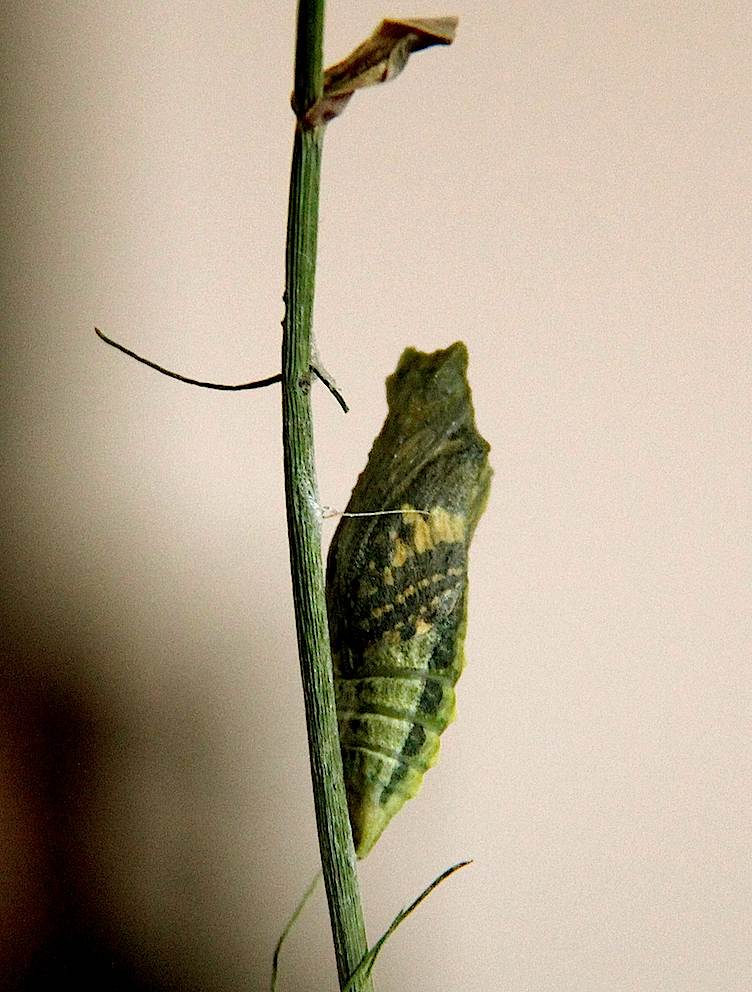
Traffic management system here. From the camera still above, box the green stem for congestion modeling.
[281,3,373,990]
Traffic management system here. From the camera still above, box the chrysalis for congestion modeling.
[326,343,492,857]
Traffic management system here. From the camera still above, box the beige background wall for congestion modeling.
[2,2,749,990]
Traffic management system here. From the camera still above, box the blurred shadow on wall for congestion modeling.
[2,648,179,992]
[0,664,148,990]
[1,607,259,992]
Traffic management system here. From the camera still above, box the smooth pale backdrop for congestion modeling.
[2,2,749,990]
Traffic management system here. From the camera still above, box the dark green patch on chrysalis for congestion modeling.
[326,342,492,857]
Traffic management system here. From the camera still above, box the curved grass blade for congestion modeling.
[270,871,321,992]
[342,860,472,992]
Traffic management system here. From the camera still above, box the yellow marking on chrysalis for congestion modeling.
[371,604,396,619]
[368,560,377,572]
[447,566,464,577]
[414,618,433,636]
[383,566,394,586]
[395,585,417,605]
[400,504,467,555]
[429,507,467,544]
[411,514,434,553]
[430,572,446,584]
[391,538,410,568]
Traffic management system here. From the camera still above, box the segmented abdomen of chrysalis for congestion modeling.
[325,342,492,857]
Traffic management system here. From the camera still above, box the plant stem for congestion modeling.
[281,3,373,990]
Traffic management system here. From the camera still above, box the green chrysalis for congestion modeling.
[326,343,492,857]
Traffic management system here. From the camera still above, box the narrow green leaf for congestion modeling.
[342,860,472,992]
[271,872,321,992]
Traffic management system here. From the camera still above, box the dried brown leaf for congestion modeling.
[302,17,458,127]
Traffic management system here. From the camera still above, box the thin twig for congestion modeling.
[95,327,348,411]
[95,327,281,390]
[311,365,349,413]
